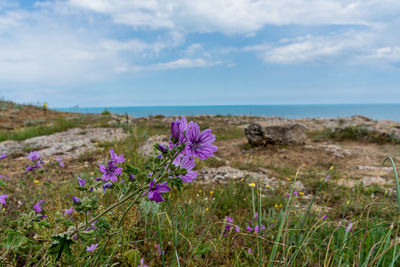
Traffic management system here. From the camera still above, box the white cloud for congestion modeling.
[66,0,400,34]
[0,0,399,88]
[119,57,221,72]
[259,31,372,64]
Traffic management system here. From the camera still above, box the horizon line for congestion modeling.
[53,103,400,109]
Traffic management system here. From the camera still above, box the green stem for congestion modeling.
[257,179,262,267]
[167,198,181,267]
[383,157,400,213]
[157,214,166,267]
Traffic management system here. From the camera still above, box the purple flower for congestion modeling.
[64,206,74,215]
[26,151,44,171]
[186,122,217,159]
[0,194,8,206]
[248,248,252,254]
[254,212,259,219]
[99,150,125,182]
[102,182,112,192]
[158,144,167,153]
[322,215,327,220]
[99,161,123,182]
[95,177,101,181]
[25,166,34,172]
[286,193,290,198]
[325,174,331,181]
[157,244,165,256]
[27,151,40,162]
[254,224,266,233]
[77,177,86,187]
[170,117,188,143]
[234,225,240,233]
[225,224,232,231]
[138,258,149,267]
[129,174,135,179]
[345,222,353,232]
[33,199,45,213]
[0,154,6,159]
[86,243,98,252]
[294,191,299,196]
[56,157,64,167]
[246,226,253,232]
[72,196,80,203]
[173,154,198,183]
[109,149,125,164]
[146,179,171,202]
[226,216,233,223]
[91,222,97,230]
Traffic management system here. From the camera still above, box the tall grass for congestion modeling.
[0,117,79,142]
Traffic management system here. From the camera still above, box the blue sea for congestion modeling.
[55,104,400,121]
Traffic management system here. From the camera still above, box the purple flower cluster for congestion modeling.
[169,117,217,160]
[145,117,217,202]
[64,206,74,215]
[77,177,86,187]
[99,149,125,182]
[33,199,45,213]
[0,154,6,159]
[245,213,266,235]
[26,151,44,172]
[0,194,8,206]
[223,216,240,236]
[56,157,64,167]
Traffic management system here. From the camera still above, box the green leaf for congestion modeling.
[2,229,30,251]
[123,248,142,266]
[48,234,75,261]
[0,179,7,188]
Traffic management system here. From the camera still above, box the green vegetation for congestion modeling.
[0,114,126,142]
[1,113,400,266]
[0,117,79,142]
[311,126,400,144]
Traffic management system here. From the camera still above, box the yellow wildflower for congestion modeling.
[210,191,214,195]
[248,183,256,187]
[279,204,282,207]
[243,198,247,201]
[299,192,304,195]
[266,185,271,189]
[198,190,202,193]
[206,208,209,212]
[34,180,40,184]
[274,204,278,208]
[288,178,292,181]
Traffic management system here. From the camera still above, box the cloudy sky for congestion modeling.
[0,0,399,107]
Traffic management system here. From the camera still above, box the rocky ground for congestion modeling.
[139,115,400,197]
[1,102,400,197]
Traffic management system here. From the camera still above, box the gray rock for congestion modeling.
[245,123,307,146]
[0,128,128,159]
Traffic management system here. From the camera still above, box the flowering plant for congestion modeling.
[43,116,217,263]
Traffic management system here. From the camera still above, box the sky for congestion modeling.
[0,0,400,107]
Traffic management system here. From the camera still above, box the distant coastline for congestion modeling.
[55,104,400,121]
